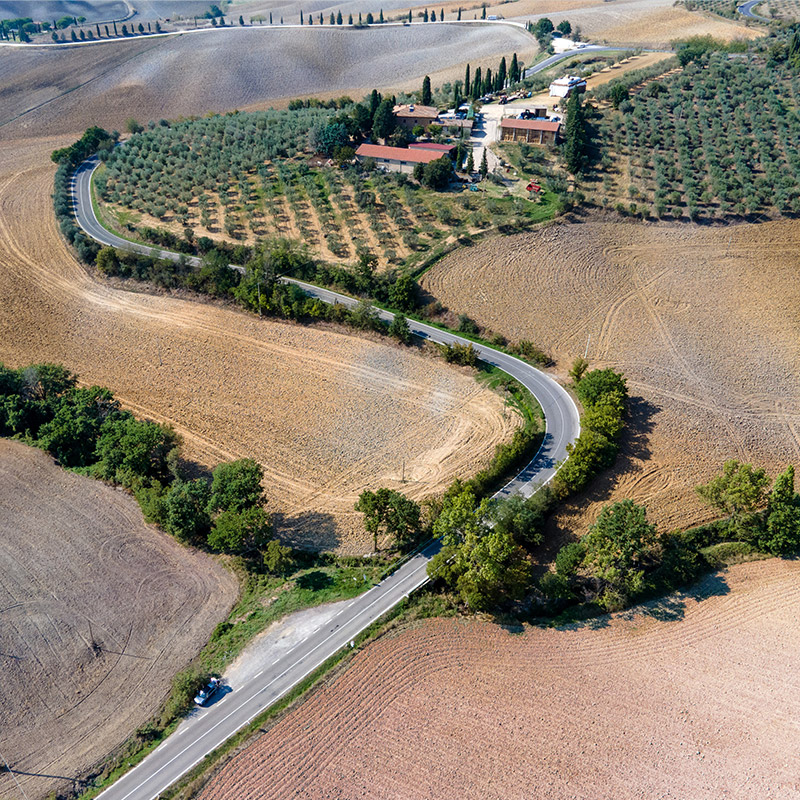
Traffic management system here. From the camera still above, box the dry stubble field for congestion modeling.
[0,134,519,551]
[199,557,800,800]
[0,439,238,800]
[0,24,537,138]
[421,219,800,536]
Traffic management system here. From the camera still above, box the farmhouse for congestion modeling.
[393,103,440,131]
[499,118,561,145]
[549,75,587,98]
[355,143,446,174]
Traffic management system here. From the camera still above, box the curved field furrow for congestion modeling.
[0,440,238,800]
[201,559,800,800]
[0,136,520,554]
[420,220,800,536]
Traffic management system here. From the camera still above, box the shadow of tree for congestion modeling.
[296,570,334,591]
[272,510,340,552]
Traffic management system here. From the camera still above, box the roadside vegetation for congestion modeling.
[544,460,800,617]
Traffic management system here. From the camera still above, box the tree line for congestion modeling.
[546,460,800,613]
[0,361,293,569]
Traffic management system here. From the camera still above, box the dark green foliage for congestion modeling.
[262,538,294,575]
[164,479,212,542]
[440,342,477,366]
[162,668,211,726]
[388,273,418,312]
[209,458,265,514]
[428,484,532,610]
[92,415,179,489]
[372,98,396,140]
[355,488,423,552]
[553,368,627,498]
[581,500,660,611]
[575,368,628,408]
[421,75,432,105]
[761,465,800,554]
[609,83,629,109]
[208,506,271,553]
[457,313,479,335]
[36,386,121,467]
[562,90,587,174]
[695,460,769,539]
[488,488,553,549]
[388,313,412,344]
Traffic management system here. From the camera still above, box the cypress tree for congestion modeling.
[472,66,482,100]
[480,148,488,178]
[96,23,101,37]
[466,148,474,173]
[510,52,519,83]
[300,9,303,23]
[422,75,432,105]
[319,12,323,23]
[270,12,273,23]
[431,9,436,21]
[483,68,492,96]
[498,56,507,90]
[423,8,429,21]
[337,10,343,24]
[563,90,587,174]
[441,8,444,19]
[349,13,353,24]
[457,7,462,19]
[379,8,384,22]
[330,12,335,24]
[464,64,470,96]
[113,20,117,35]
[408,9,412,21]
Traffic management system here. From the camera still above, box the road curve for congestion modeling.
[71,155,580,800]
[737,0,772,20]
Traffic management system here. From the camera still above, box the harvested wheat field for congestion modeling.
[0,135,519,552]
[0,24,536,138]
[488,0,761,46]
[421,218,800,536]
[0,439,237,800]
[200,558,800,799]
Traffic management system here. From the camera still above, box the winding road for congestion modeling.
[71,157,580,800]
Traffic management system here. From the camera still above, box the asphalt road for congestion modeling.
[72,157,580,800]
[737,0,772,20]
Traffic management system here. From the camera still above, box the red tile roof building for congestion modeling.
[355,143,447,173]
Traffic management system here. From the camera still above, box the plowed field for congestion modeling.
[0,24,537,138]
[421,219,800,535]
[0,135,519,552]
[199,557,800,799]
[0,439,237,800]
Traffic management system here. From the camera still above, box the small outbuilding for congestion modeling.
[355,143,446,174]
[548,75,587,98]
[499,118,561,145]
[408,142,456,155]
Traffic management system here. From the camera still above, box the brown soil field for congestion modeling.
[0,439,238,800]
[0,134,520,552]
[0,25,537,139]
[420,218,800,536]
[199,557,800,799]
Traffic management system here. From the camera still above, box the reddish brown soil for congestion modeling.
[0,439,237,800]
[199,558,800,800]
